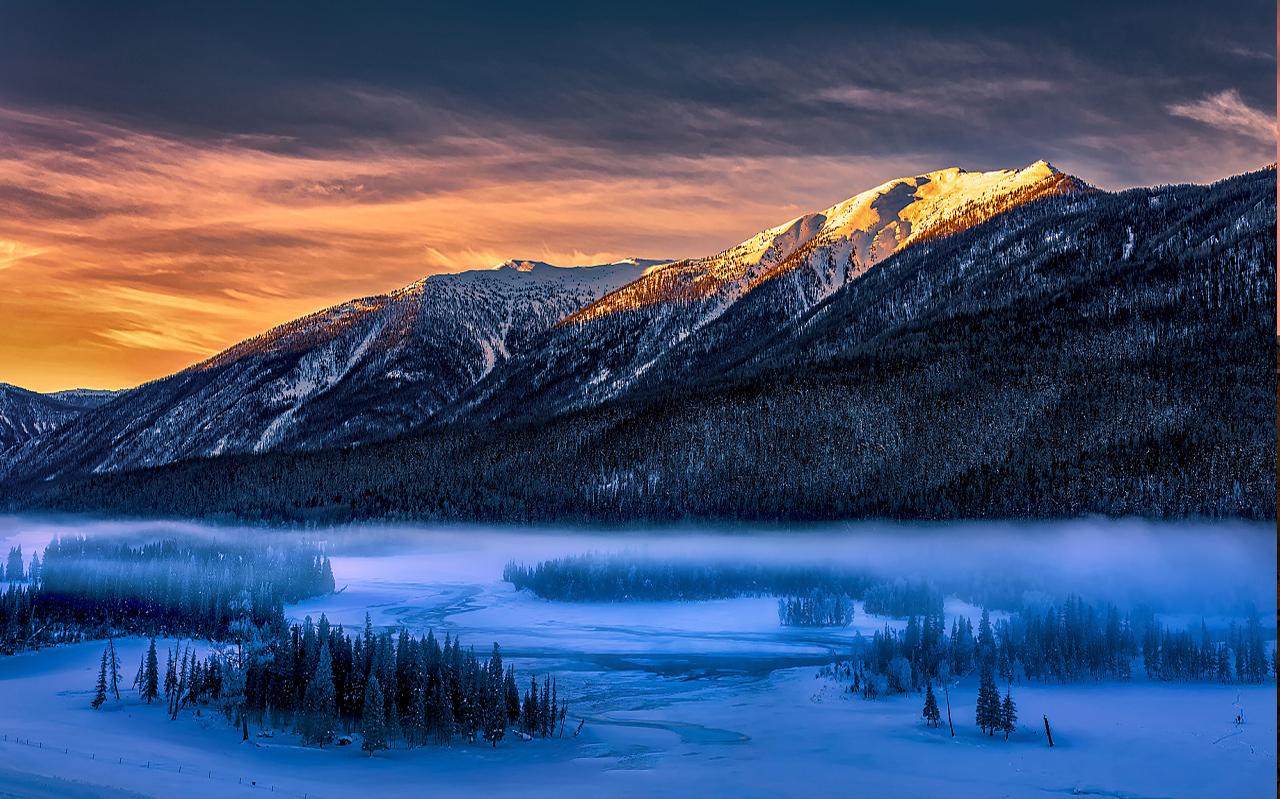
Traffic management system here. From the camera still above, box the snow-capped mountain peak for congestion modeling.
[0,257,662,480]
[569,161,1084,326]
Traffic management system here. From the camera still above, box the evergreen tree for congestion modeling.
[107,636,122,700]
[360,674,389,756]
[300,639,337,746]
[999,688,1017,740]
[975,664,999,735]
[91,648,109,709]
[482,644,507,747]
[142,638,160,703]
[922,681,941,728]
[163,648,177,706]
[408,684,428,749]
[5,546,23,582]
[320,558,336,594]
[504,665,520,723]
[977,608,996,672]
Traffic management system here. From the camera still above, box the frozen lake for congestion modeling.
[0,515,1273,798]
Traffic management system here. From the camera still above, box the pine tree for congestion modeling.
[361,675,388,756]
[522,676,538,735]
[483,644,507,747]
[999,688,1017,740]
[107,637,122,700]
[922,681,941,728]
[320,558,336,594]
[5,546,23,582]
[163,648,177,707]
[976,664,999,735]
[504,665,520,723]
[142,638,160,703]
[408,684,428,749]
[300,639,336,746]
[977,608,996,672]
[91,649,109,709]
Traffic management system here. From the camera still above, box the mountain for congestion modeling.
[14,165,1274,522]
[0,384,120,452]
[452,161,1086,422]
[0,259,661,482]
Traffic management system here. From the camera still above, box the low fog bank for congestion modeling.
[0,514,1272,617]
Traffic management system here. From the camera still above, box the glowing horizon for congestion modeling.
[0,3,1272,393]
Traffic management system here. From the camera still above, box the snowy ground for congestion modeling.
[0,516,1273,798]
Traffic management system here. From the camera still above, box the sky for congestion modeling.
[0,1,1275,392]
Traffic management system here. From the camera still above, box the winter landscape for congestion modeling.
[1,3,1276,798]
[0,516,1273,799]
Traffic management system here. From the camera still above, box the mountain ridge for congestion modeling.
[0,258,663,481]
[14,165,1271,522]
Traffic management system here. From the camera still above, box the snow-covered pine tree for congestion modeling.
[977,608,996,673]
[922,681,941,728]
[300,639,337,746]
[143,638,159,703]
[1000,688,1017,740]
[5,546,23,582]
[408,683,428,749]
[522,675,538,735]
[504,665,520,723]
[107,636,122,700]
[91,648,109,709]
[361,674,388,755]
[320,557,336,594]
[163,647,177,708]
[976,664,999,735]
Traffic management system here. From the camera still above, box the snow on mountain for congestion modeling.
[0,260,661,481]
[0,161,1088,484]
[43,388,121,407]
[458,162,1087,420]
[569,161,1079,325]
[0,384,118,452]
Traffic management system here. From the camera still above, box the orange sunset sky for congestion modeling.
[1,3,1273,392]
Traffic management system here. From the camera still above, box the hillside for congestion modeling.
[13,166,1273,522]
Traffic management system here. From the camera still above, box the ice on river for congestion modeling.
[0,516,1273,798]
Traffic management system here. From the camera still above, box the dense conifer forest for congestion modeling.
[502,556,875,602]
[0,537,333,653]
[107,615,567,751]
[1,534,572,751]
[832,600,1274,698]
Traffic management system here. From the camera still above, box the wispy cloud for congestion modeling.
[1168,89,1275,143]
[0,105,924,392]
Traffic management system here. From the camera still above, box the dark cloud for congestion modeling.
[0,185,153,221]
[0,1,1272,187]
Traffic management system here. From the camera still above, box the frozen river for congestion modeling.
[0,515,1273,798]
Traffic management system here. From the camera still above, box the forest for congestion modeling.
[5,167,1274,524]
[93,615,567,752]
[839,600,1273,698]
[502,555,875,602]
[0,537,333,653]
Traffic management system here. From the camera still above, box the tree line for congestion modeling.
[503,555,947,620]
[0,535,334,653]
[502,555,875,602]
[840,600,1273,700]
[94,613,569,754]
